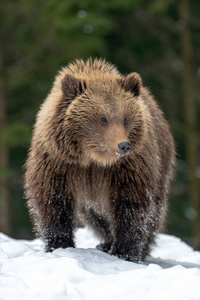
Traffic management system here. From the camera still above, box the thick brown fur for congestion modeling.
[24,58,176,262]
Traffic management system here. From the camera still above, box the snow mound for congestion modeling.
[0,228,200,300]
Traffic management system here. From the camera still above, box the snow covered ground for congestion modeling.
[0,228,200,300]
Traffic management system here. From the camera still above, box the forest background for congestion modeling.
[0,0,200,249]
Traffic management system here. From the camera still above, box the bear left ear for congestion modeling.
[122,72,142,97]
[62,74,87,98]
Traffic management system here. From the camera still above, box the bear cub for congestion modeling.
[25,59,175,262]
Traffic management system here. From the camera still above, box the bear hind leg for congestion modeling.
[80,207,113,252]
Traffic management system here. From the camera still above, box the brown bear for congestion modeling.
[25,58,175,262]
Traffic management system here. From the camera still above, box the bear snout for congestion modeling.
[118,142,131,155]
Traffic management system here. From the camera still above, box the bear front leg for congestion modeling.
[109,195,155,262]
[44,196,75,252]
[27,168,76,252]
[110,221,149,262]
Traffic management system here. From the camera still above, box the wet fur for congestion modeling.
[25,58,175,262]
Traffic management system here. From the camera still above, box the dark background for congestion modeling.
[0,0,200,249]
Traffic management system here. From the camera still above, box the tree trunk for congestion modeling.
[178,0,200,249]
[0,38,11,235]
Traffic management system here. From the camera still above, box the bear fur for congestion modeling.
[25,58,175,262]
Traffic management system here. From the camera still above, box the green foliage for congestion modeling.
[0,166,11,178]
[148,0,174,13]
[0,123,31,148]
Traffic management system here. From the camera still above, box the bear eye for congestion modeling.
[100,117,108,126]
[123,118,127,125]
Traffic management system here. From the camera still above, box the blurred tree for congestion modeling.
[0,38,11,235]
[178,0,200,249]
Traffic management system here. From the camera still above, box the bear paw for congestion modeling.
[96,242,112,253]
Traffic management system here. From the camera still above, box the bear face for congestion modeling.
[51,72,147,167]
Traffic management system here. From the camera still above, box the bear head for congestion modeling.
[49,65,148,167]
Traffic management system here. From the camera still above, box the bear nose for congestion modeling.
[118,142,131,154]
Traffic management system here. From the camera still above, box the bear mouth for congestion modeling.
[88,149,127,166]
[113,151,128,158]
[115,152,122,157]
[108,149,131,160]
[85,145,131,166]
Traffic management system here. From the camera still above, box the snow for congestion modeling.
[0,228,200,300]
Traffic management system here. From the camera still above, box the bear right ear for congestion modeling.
[122,72,142,97]
[62,74,87,98]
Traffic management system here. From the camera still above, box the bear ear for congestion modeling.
[122,72,142,97]
[62,74,87,98]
